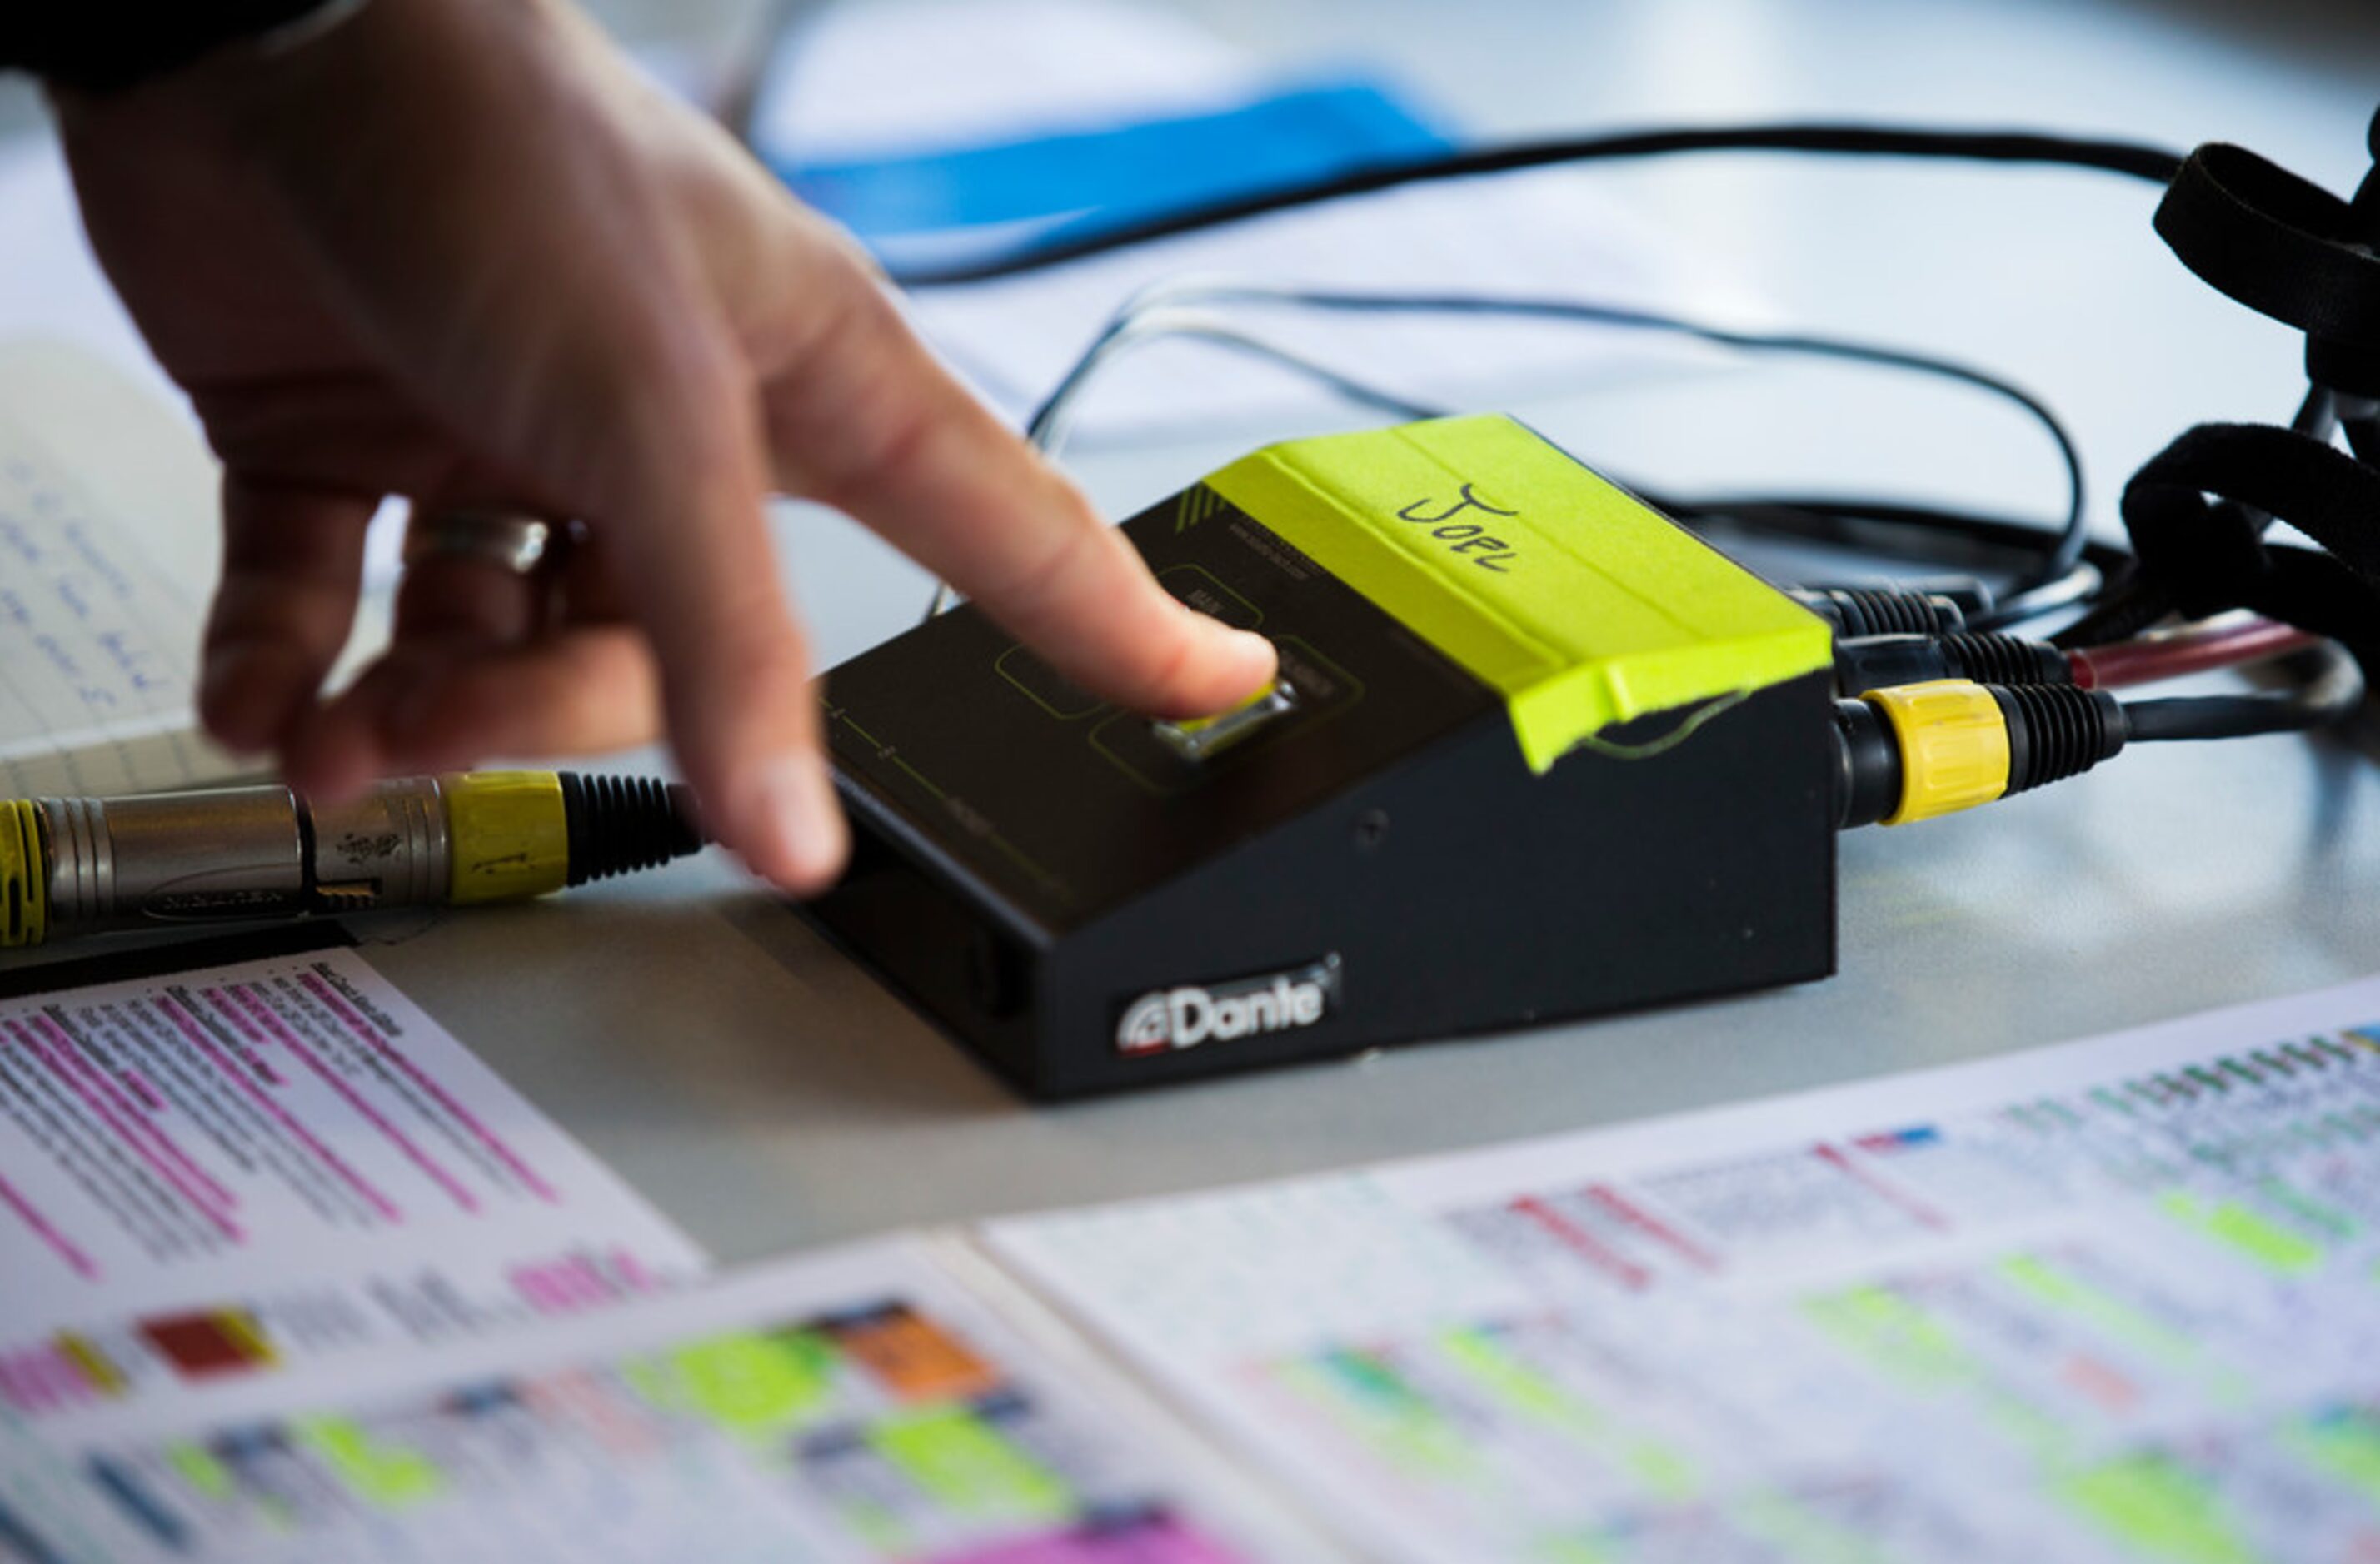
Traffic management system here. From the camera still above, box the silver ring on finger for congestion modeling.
[401,508,564,575]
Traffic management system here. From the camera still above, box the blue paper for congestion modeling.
[775,77,1451,261]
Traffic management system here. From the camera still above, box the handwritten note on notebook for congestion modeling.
[0,340,238,797]
[0,422,229,798]
[0,338,394,799]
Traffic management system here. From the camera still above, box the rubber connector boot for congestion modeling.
[1987,684,2128,798]
[558,773,705,886]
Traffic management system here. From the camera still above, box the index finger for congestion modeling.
[762,262,1278,720]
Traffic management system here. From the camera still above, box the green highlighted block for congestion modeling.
[2058,1454,2258,1564]
[294,1417,444,1508]
[164,1442,234,1502]
[1438,1327,1602,1437]
[868,1406,1070,1522]
[2158,1191,2327,1276]
[1806,1285,1975,1390]
[626,1328,837,1435]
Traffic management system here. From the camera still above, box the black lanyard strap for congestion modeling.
[2153,111,2380,395]
[2063,107,2380,673]
[2115,421,2380,670]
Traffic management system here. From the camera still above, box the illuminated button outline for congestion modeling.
[1154,680,1299,762]
[1087,636,1365,796]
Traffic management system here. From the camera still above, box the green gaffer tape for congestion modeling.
[1205,414,1833,772]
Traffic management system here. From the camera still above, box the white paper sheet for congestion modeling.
[751,0,1251,162]
[753,0,1753,443]
[990,977,2380,1562]
[0,947,708,1439]
[905,180,1746,445]
[21,1237,1328,1564]
[0,149,169,407]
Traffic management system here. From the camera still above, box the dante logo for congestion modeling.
[1115,956,1343,1056]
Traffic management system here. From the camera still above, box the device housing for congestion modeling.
[802,416,1838,1098]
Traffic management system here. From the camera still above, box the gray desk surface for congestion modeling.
[8,0,2380,1268]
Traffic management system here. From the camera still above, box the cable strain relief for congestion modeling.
[1794,586,1968,639]
[1988,685,2127,798]
[1937,632,2070,688]
[557,773,704,887]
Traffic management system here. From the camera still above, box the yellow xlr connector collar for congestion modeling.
[0,799,43,947]
[1860,679,2012,825]
[441,771,571,904]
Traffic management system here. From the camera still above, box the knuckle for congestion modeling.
[765,279,963,503]
[981,520,1104,626]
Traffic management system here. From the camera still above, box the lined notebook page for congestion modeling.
[0,340,392,799]
[0,339,240,797]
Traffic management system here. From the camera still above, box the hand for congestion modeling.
[50,0,1276,892]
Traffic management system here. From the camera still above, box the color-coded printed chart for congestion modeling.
[0,950,707,1434]
[25,1242,1295,1564]
[991,979,2380,1563]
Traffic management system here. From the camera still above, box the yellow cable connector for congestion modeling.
[0,799,45,947]
[1860,679,2011,824]
[441,771,570,904]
